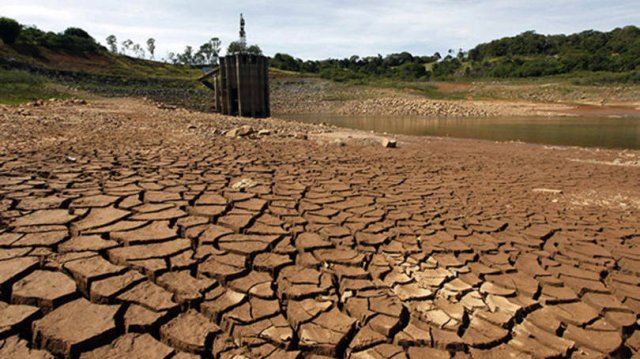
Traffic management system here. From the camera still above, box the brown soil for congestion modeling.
[0,98,639,358]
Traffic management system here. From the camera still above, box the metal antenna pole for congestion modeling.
[239,13,247,49]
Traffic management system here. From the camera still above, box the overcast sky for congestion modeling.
[1,0,639,60]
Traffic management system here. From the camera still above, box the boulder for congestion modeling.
[226,125,254,138]
[382,138,397,148]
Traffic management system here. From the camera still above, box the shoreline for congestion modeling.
[271,77,640,119]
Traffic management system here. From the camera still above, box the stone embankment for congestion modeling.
[336,98,492,118]
[270,79,576,118]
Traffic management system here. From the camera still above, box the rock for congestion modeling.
[293,133,308,140]
[532,188,563,194]
[231,178,258,190]
[382,138,397,148]
[226,125,254,137]
[258,129,271,136]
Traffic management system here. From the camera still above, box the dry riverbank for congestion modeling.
[271,77,640,118]
[0,98,639,358]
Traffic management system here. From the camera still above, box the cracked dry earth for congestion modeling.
[0,98,640,359]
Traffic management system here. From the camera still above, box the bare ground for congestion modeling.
[0,98,639,358]
[271,78,640,118]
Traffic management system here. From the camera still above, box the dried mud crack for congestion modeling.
[0,98,639,358]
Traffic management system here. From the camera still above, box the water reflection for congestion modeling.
[279,113,640,149]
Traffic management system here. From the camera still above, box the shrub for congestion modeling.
[0,17,21,44]
[63,27,91,39]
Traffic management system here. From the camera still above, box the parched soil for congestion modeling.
[0,98,639,358]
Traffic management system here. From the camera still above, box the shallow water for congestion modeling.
[280,113,640,149]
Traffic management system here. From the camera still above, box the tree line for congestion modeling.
[270,52,435,81]
[0,17,102,56]
[0,17,262,66]
[104,35,262,66]
[269,51,466,82]
[466,26,640,77]
[2,16,638,82]
[269,26,640,82]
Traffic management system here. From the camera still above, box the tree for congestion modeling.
[395,62,429,80]
[177,45,194,64]
[246,45,263,55]
[133,44,145,59]
[121,39,133,55]
[132,43,145,58]
[210,37,221,64]
[50,26,100,54]
[146,38,156,59]
[167,52,177,64]
[106,35,117,53]
[64,27,91,39]
[132,43,140,56]
[0,17,22,44]
[227,41,245,55]
[227,41,262,56]
[271,53,301,71]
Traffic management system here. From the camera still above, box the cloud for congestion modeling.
[1,0,638,59]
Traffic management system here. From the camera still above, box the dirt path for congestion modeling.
[0,98,639,358]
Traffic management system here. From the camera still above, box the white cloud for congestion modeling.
[1,0,638,59]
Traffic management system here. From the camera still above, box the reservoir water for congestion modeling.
[280,113,640,149]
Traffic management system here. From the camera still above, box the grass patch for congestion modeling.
[356,78,470,100]
[0,69,74,104]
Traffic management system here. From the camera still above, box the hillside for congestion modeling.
[269,26,640,83]
[465,26,640,78]
[0,17,210,107]
[2,16,639,110]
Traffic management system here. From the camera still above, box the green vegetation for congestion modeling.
[227,41,262,56]
[270,26,640,84]
[270,52,437,83]
[0,17,21,44]
[0,18,203,106]
[468,27,640,75]
[0,69,73,104]
[1,15,639,107]
[14,24,104,56]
